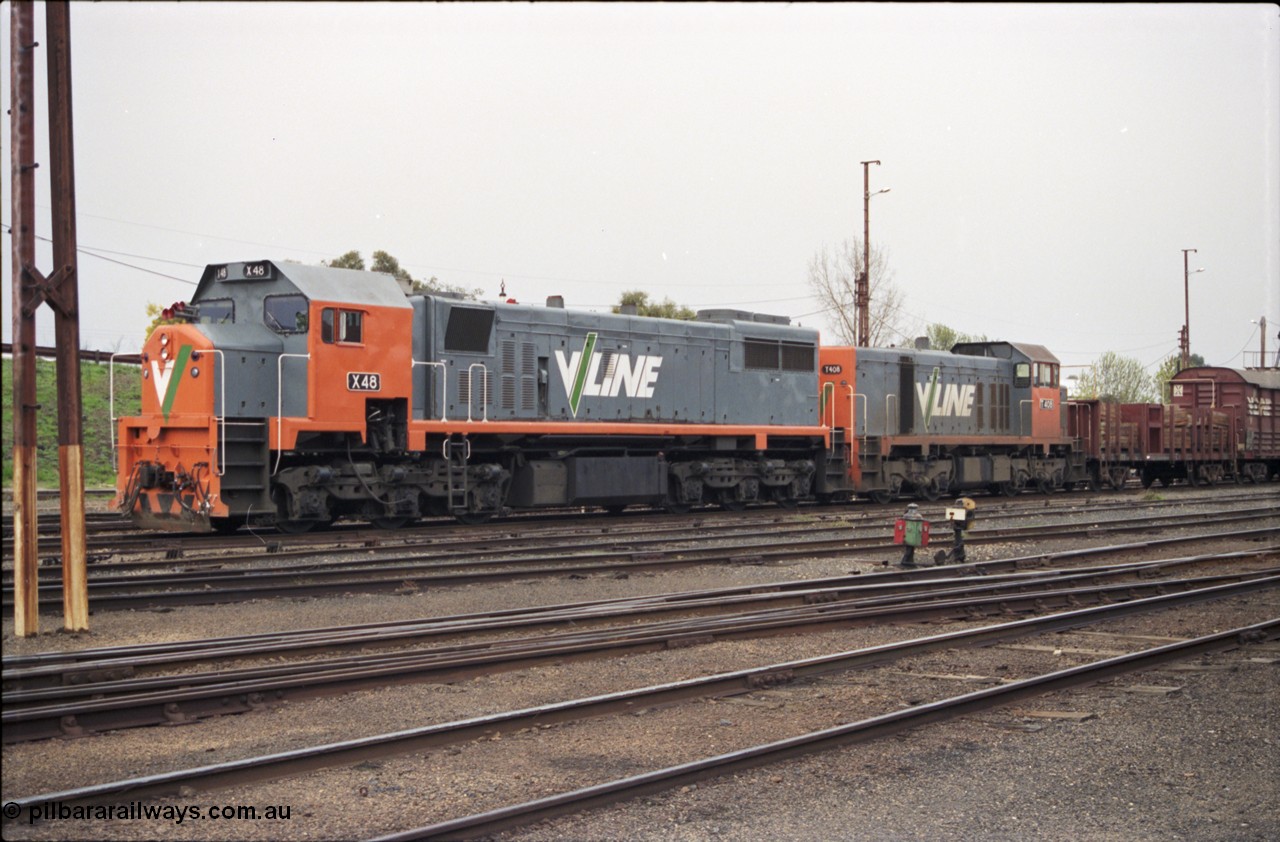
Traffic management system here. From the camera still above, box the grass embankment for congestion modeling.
[2,357,141,488]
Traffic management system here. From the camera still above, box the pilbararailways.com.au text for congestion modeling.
[4,800,292,826]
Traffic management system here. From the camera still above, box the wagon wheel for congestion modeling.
[866,489,895,505]
[454,511,494,526]
[915,477,944,502]
[371,516,412,530]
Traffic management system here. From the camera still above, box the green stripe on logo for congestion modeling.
[161,345,192,422]
[569,332,597,417]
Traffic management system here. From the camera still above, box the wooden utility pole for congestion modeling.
[858,160,888,347]
[9,0,88,635]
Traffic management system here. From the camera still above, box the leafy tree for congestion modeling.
[325,250,481,299]
[926,323,987,352]
[806,237,911,347]
[612,290,696,320]
[144,302,183,339]
[1153,352,1205,399]
[1073,351,1157,403]
[324,250,365,271]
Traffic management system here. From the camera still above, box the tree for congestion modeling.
[324,250,481,299]
[806,237,912,347]
[612,290,696,320]
[324,250,365,271]
[1073,351,1157,403]
[1153,352,1205,400]
[143,302,183,339]
[926,323,988,352]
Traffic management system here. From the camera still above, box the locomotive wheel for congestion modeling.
[455,511,494,526]
[276,517,317,534]
[664,501,692,515]
[210,517,244,534]
[997,481,1019,498]
[773,495,799,510]
[866,490,894,505]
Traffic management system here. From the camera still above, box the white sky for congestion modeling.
[3,2,1278,374]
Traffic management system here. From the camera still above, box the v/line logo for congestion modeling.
[915,365,976,430]
[150,345,192,422]
[554,332,664,417]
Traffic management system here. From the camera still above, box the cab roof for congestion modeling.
[193,260,412,310]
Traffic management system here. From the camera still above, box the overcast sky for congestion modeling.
[3,3,1278,375]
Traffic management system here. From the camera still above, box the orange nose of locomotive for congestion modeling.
[112,324,224,531]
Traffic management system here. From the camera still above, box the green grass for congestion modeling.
[2,357,141,489]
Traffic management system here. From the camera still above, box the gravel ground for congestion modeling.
[2,492,1277,841]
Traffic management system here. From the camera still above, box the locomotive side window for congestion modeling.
[444,307,495,353]
[320,308,364,344]
[341,310,363,343]
[264,294,309,334]
[1014,363,1031,388]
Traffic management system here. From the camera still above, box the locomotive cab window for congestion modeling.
[321,308,365,344]
[264,294,309,334]
[1031,362,1059,387]
[196,298,234,324]
[1014,363,1031,388]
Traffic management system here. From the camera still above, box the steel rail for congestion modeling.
[372,616,1280,841]
[11,497,1276,577]
[4,583,1274,821]
[3,549,1271,684]
[9,487,1277,563]
[4,512,1277,613]
[5,569,1275,743]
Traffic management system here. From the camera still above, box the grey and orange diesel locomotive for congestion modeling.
[113,259,1094,532]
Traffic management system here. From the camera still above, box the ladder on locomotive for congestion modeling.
[445,437,470,514]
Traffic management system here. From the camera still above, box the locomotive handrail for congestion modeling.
[466,363,489,423]
[108,352,134,472]
[411,360,448,422]
[209,350,226,476]
[854,391,867,443]
[821,382,835,429]
[273,353,310,476]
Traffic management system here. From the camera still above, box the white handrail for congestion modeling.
[466,363,489,423]
[412,360,448,422]
[274,353,310,476]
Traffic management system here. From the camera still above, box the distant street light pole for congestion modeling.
[1180,249,1203,369]
[858,160,889,347]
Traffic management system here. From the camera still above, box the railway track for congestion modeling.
[4,489,1278,612]
[4,578,1275,835]
[3,551,1274,743]
[6,485,1276,563]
